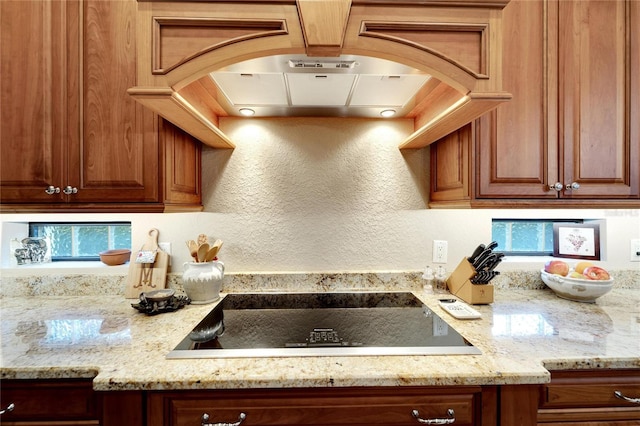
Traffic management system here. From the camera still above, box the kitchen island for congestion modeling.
[1,285,639,425]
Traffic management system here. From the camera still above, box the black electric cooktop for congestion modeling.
[167,292,480,358]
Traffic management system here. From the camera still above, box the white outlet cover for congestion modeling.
[432,240,448,263]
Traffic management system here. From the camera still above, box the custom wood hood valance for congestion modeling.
[129,0,512,149]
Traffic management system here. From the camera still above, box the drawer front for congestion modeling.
[0,379,97,421]
[541,370,640,409]
[538,370,640,424]
[149,387,480,426]
[543,383,640,408]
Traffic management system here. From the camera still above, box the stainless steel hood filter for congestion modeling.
[209,54,431,118]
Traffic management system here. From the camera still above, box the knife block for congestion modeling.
[446,258,494,304]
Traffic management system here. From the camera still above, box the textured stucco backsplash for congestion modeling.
[200,117,431,273]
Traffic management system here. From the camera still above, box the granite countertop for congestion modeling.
[1,287,639,391]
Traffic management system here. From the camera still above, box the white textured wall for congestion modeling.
[201,117,431,272]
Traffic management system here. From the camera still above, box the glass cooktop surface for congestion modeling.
[168,292,480,358]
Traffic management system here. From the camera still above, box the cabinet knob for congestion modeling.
[63,186,78,195]
[565,182,580,190]
[0,403,15,415]
[614,390,640,405]
[201,412,246,426]
[549,182,563,191]
[45,185,60,195]
[411,408,455,424]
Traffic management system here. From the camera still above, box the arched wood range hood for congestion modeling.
[129,0,512,149]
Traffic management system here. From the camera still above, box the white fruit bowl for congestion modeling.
[540,269,614,303]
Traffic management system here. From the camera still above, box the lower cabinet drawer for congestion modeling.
[148,386,488,426]
[537,369,640,424]
[0,379,98,423]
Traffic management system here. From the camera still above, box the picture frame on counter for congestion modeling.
[553,222,600,260]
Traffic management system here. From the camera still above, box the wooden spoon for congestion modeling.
[197,243,209,263]
[204,246,218,262]
[211,239,223,253]
[186,240,198,261]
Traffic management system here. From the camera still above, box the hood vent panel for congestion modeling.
[209,54,432,117]
[211,73,288,106]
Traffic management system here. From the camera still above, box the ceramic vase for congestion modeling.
[182,260,224,304]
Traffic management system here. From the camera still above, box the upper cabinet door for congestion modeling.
[0,0,68,203]
[66,0,159,203]
[558,0,639,199]
[476,0,557,199]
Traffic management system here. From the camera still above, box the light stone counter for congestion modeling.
[1,286,639,391]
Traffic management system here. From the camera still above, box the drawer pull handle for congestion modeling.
[202,412,246,426]
[0,403,15,415]
[411,408,455,424]
[615,390,640,404]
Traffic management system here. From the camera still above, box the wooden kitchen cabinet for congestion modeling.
[497,369,640,426]
[0,0,202,212]
[537,369,640,425]
[430,123,473,206]
[430,0,640,208]
[147,386,497,426]
[0,378,99,425]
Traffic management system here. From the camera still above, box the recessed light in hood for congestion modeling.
[209,54,431,118]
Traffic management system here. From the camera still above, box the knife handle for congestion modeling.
[468,244,485,264]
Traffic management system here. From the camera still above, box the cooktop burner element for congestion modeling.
[168,292,480,358]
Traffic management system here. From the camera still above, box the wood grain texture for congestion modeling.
[297,0,351,56]
[0,0,67,203]
[430,124,471,203]
[161,119,202,207]
[476,0,556,199]
[147,386,490,426]
[558,0,639,198]
[537,369,640,424]
[467,0,638,205]
[0,0,174,210]
[70,0,159,203]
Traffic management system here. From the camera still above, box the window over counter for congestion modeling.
[27,222,131,262]
[491,219,585,256]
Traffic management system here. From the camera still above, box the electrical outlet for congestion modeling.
[631,239,640,262]
[432,240,448,263]
[159,242,171,265]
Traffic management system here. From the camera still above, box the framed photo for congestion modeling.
[553,223,600,260]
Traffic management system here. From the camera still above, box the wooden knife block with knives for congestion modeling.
[125,228,169,299]
[447,258,494,305]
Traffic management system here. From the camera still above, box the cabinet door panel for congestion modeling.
[559,0,639,198]
[0,0,67,203]
[162,119,202,208]
[68,0,159,203]
[476,0,557,199]
[430,124,470,204]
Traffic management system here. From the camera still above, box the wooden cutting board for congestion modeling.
[125,228,169,299]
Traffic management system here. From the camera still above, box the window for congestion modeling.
[29,222,131,261]
[491,219,582,256]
